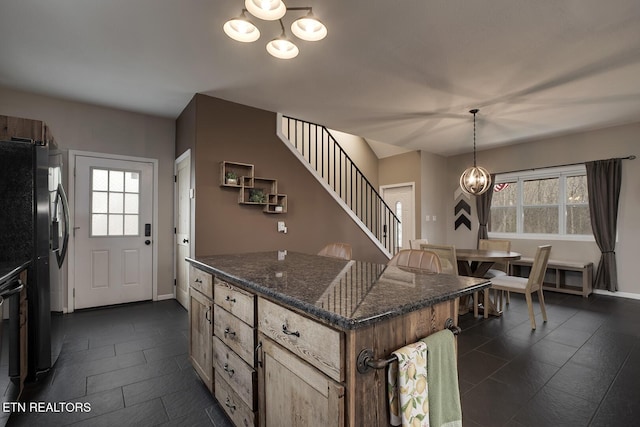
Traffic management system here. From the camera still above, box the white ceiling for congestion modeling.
[1,0,639,156]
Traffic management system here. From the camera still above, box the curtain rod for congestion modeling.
[495,155,635,175]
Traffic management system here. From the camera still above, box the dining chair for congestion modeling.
[317,242,352,260]
[387,249,442,273]
[487,245,552,329]
[409,238,429,249]
[478,239,512,307]
[419,244,458,275]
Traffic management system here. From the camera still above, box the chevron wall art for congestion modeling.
[454,188,472,231]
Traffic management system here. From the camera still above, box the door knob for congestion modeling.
[183,238,189,243]
[145,240,151,245]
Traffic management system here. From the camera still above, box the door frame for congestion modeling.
[67,150,159,313]
[173,149,193,303]
[379,182,417,247]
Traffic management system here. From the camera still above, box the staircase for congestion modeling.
[278,114,400,257]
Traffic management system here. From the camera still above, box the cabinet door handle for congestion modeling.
[225,398,236,413]
[225,295,236,303]
[255,341,263,368]
[223,363,235,377]
[205,307,211,324]
[224,327,236,338]
[282,324,300,337]
[194,278,202,283]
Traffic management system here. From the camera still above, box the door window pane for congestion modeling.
[124,215,138,235]
[90,167,141,237]
[109,170,124,192]
[93,169,109,191]
[125,172,140,193]
[92,192,108,213]
[92,214,108,236]
[108,215,124,236]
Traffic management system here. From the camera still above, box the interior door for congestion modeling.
[175,152,191,309]
[381,184,415,251]
[74,155,154,309]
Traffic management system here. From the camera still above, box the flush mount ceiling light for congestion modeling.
[223,10,260,43]
[224,1,327,59]
[459,109,492,196]
[245,0,286,21]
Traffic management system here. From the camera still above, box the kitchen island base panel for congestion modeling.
[345,298,458,426]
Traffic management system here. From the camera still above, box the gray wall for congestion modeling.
[445,122,640,296]
[0,86,177,306]
[177,94,389,264]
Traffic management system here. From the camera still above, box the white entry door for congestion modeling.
[74,155,154,309]
[381,184,415,251]
[174,152,191,309]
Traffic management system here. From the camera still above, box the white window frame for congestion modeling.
[488,165,595,242]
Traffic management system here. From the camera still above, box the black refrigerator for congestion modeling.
[0,138,68,382]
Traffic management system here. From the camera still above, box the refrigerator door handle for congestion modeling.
[56,183,70,268]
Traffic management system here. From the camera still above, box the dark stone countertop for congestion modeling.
[187,251,490,331]
[0,259,30,294]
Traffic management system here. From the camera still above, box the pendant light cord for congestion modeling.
[470,108,478,167]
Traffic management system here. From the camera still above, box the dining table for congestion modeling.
[455,249,522,317]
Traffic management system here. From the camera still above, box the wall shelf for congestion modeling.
[221,162,287,214]
[220,161,254,188]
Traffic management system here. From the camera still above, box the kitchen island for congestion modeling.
[186,251,490,427]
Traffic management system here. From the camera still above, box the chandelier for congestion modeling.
[459,109,492,195]
[224,0,327,60]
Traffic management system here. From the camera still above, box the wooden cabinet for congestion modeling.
[188,261,463,427]
[258,297,343,382]
[0,115,55,143]
[258,335,344,427]
[189,267,213,392]
[212,277,257,425]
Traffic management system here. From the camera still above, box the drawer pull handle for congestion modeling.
[282,324,300,337]
[225,398,236,413]
[205,307,211,324]
[194,278,202,283]
[224,327,236,338]
[225,295,236,303]
[223,363,235,377]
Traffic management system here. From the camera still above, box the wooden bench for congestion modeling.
[510,257,593,297]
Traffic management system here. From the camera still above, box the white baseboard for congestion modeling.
[593,289,640,300]
[156,293,175,301]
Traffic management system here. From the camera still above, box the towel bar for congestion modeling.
[356,318,461,374]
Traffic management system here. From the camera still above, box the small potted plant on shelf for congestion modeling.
[225,171,238,185]
[249,189,266,204]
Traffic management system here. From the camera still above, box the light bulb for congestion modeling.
[291,15,327,41]
[245,0,286,21]
[266,37,299,59]
[223,15,260,42]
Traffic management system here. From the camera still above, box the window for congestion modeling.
[395,201,402,249]
[489,165,592,238]
[91,168,140,236]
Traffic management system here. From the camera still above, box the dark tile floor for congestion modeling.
[7,300,227,427]
[6,292,640,426]
[458,291,640,427]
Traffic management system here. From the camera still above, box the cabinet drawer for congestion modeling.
[215,374,256,427]
[214,305,255,366]
[257,297,343,382]
[213,336,256,409]
[189,266,212,299]
[214,278,255,326]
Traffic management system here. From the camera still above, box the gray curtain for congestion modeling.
[586,159,622,291]
[476,175,495,247]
